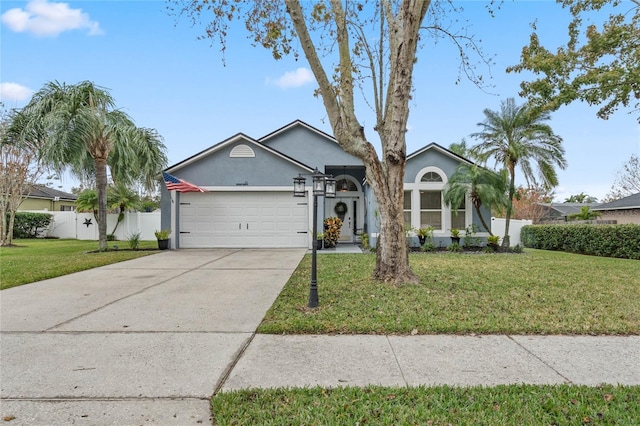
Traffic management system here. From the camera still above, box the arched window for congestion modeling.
[420,171,443,182]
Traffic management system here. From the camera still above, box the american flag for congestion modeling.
[162,172,205,193]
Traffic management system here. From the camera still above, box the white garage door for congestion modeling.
[178,191,309,248]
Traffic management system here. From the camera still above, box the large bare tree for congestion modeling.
[171,0,489,284]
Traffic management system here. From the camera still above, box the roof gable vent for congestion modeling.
[230,144,255,158]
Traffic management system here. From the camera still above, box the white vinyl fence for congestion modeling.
[491,217,532,247]
[24,211,160,241]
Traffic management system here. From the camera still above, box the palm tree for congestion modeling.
[10,81,167,251]
[109,182,140,235]
[443,164,507,236]
[471,98,567,247]
[75,189,99,219]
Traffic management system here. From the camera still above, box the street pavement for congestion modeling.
[1,248,638,425]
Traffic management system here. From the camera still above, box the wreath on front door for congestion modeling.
[334,201,348,216]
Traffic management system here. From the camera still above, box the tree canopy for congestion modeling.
[508,0,640,122]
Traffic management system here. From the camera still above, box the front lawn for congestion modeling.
[212,385,639,425]
[0,239,159,290]
[258,250,640,335]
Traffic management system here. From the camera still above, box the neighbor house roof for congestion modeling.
[538,202,598,216]
[24,184,77,201]
[592,193,640,211]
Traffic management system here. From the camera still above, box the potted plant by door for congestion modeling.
[154,229,171,250]
[450,228,461,245]
[486,235,500,251]
[416,227,433,246]
[316,232,324,250]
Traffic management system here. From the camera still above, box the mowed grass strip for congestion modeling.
[212,384,640,426]
[0,239,159,290]
[258,250,640,335]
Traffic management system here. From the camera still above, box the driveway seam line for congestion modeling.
[385,335,409,387]
[212,332,257,396]
[43,252,241,332]
[506,335,573,384]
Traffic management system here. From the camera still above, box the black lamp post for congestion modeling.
[293,168,335,308]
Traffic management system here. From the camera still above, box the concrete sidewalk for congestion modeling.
[1,248,639,425]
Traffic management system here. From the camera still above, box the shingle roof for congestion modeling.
[24,185,77,201]
[592,192,640,211]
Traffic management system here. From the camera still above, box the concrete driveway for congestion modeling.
[0,248,306,425]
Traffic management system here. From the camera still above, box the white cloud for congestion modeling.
[0,82,34,103]
[267,68,315,89]
[1,0,103,37]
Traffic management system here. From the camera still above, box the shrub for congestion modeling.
[11,212,53,238]
[323,217,342,248]
[127,232,141,250]
[521,224,640,259]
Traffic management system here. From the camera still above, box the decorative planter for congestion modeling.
[450,237,461,245]
[316,239,323,250]
[157,239,169,250]
[418,236,426,246]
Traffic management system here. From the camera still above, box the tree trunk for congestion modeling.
[474,204,493,236]
[502,166,516,248]
[285,0,426,285]
[95,157,109,251]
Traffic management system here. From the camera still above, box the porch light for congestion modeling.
[325,177,336,198]
[293,175,306,197]
[313,173,326,196]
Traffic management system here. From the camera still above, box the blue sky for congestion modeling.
[2,0,638,201]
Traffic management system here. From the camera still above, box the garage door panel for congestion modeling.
[179,191,308,248]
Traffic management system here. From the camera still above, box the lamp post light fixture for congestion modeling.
[293,168,335,308]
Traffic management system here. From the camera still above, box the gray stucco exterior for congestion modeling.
[161,120,491,249]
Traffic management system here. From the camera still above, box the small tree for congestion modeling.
[443,163,506,235]
[568,206,601,221]
[511,185,554,224]
[605,154,640,201]
[0,106,43,246]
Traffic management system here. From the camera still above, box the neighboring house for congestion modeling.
[18,185,77,212]
[537,202,599,223]
[160,120,490,249]
[592,193,640,225]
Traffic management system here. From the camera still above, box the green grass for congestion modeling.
[258,250,640,335]
[212,384,640,425]
[0,239,159,290]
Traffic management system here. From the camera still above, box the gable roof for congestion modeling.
[259,119,338,144]
[592,193,640,211]
[165,132,315,174]
[24,184,77,201]
[406,142,474,165]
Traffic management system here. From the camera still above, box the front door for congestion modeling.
[326,197,354,243]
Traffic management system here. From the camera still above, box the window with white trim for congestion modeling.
[403,190,411,226]
[451,197,466,230]
[420,190,442,229]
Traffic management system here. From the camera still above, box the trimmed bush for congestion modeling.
[11,212,53,238]
[521,224,640,260]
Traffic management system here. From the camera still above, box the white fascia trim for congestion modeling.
[199,186,296,192]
